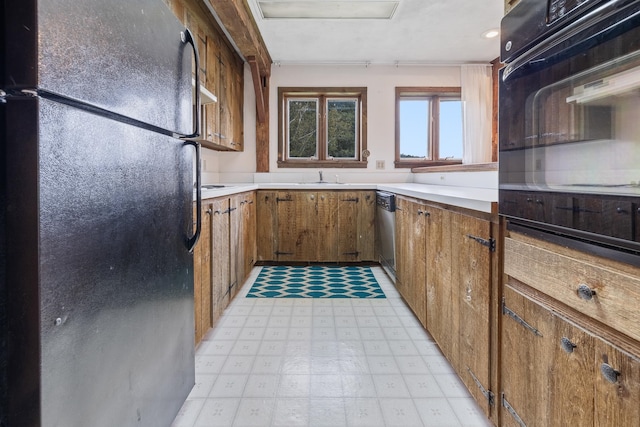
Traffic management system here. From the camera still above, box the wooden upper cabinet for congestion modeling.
[166,0,244,152]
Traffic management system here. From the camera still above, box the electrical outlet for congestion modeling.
[201,159,207,171]
[376,160,385,170]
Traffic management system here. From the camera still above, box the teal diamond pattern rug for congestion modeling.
[246,265,386,298]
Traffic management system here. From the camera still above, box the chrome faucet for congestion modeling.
[319,170,324,182]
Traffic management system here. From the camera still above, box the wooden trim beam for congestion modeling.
[248,56,266,123]
[204,0,272,75]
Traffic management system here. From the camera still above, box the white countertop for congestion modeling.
[196,182,498,213]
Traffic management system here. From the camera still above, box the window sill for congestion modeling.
[395,160,462,169]
[411,162,498,173]
[277,160,368,169]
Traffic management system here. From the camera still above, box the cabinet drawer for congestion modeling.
[504,236,640,342]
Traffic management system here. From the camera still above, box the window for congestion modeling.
[395,87,463,168]
[278,87,367,168]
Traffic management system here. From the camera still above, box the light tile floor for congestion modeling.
[172,266,492,427]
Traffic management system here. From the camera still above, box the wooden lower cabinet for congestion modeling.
[501,284,640,427]
[193,201,213,344]
[395,196,497,420]
[501,230,640,426]
[193,192,256,346]
[256,190,375,262]
[425,205,453,357]
[210,197,230,324]
[395,197,427,327]
[453,211,493,414]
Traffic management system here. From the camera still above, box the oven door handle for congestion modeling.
[503,0,640,81]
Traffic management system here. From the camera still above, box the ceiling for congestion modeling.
[244,0,505,65]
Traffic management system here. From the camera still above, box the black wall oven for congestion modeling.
[500,0,640,265]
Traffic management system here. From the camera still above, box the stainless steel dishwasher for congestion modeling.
[376,191,396,283]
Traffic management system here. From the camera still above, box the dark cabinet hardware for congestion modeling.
[341,198,359,202]
[560,337,577,353]
[502,394,527,427]
[467,367,495,406]
[600,363,620,384]
[577,284,596,301]
[503,299,543,337]
[275,251,294,256]
[342,251,359,256]
[467,234,496,252]
[276,197,293,202]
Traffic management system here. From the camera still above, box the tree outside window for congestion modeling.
[278,88,367,168]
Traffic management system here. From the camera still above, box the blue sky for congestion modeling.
[400,100,463,159]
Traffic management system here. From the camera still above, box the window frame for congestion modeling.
[278,87,368,168]
[395,86,463,169]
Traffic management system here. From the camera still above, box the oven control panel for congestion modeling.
[548,0,595,24]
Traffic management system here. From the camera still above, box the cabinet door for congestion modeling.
[501,286,596,426]
[337,192,360,262]
[358,191,376,261]
[425,206,453,357]
[409,201,427,327]
[241,192,256,282]
[453,212,492,411]
[230,55,244,151]
[594,340,640,426]
[193,201,213,345]
[275,191,317,261]
[549,320,595,426]
[202,35,220,142]
[256,191,277,261]
[317,192,339,262]
[501,286,557,427]
[229,195,240,298]
[211,198,230,322]
[394,197,412,302]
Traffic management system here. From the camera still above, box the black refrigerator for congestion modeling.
[1,0,204,425]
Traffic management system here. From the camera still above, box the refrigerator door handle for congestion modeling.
[180,28,201,140]
[184,140,201,252]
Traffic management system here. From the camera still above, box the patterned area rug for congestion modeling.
[246,265,386,298]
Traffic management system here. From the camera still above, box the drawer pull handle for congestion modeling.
[560,337,576,353]
[577,284,596,301]
[601,363,620,384]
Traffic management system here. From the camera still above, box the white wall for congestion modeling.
[210,63,469,184]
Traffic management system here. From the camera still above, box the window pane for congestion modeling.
[288,99,318,158]
[439,100,463,159]
[327,99,357,158]
[399,99,429,159]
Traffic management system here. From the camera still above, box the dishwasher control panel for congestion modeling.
[376,191,396,212]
